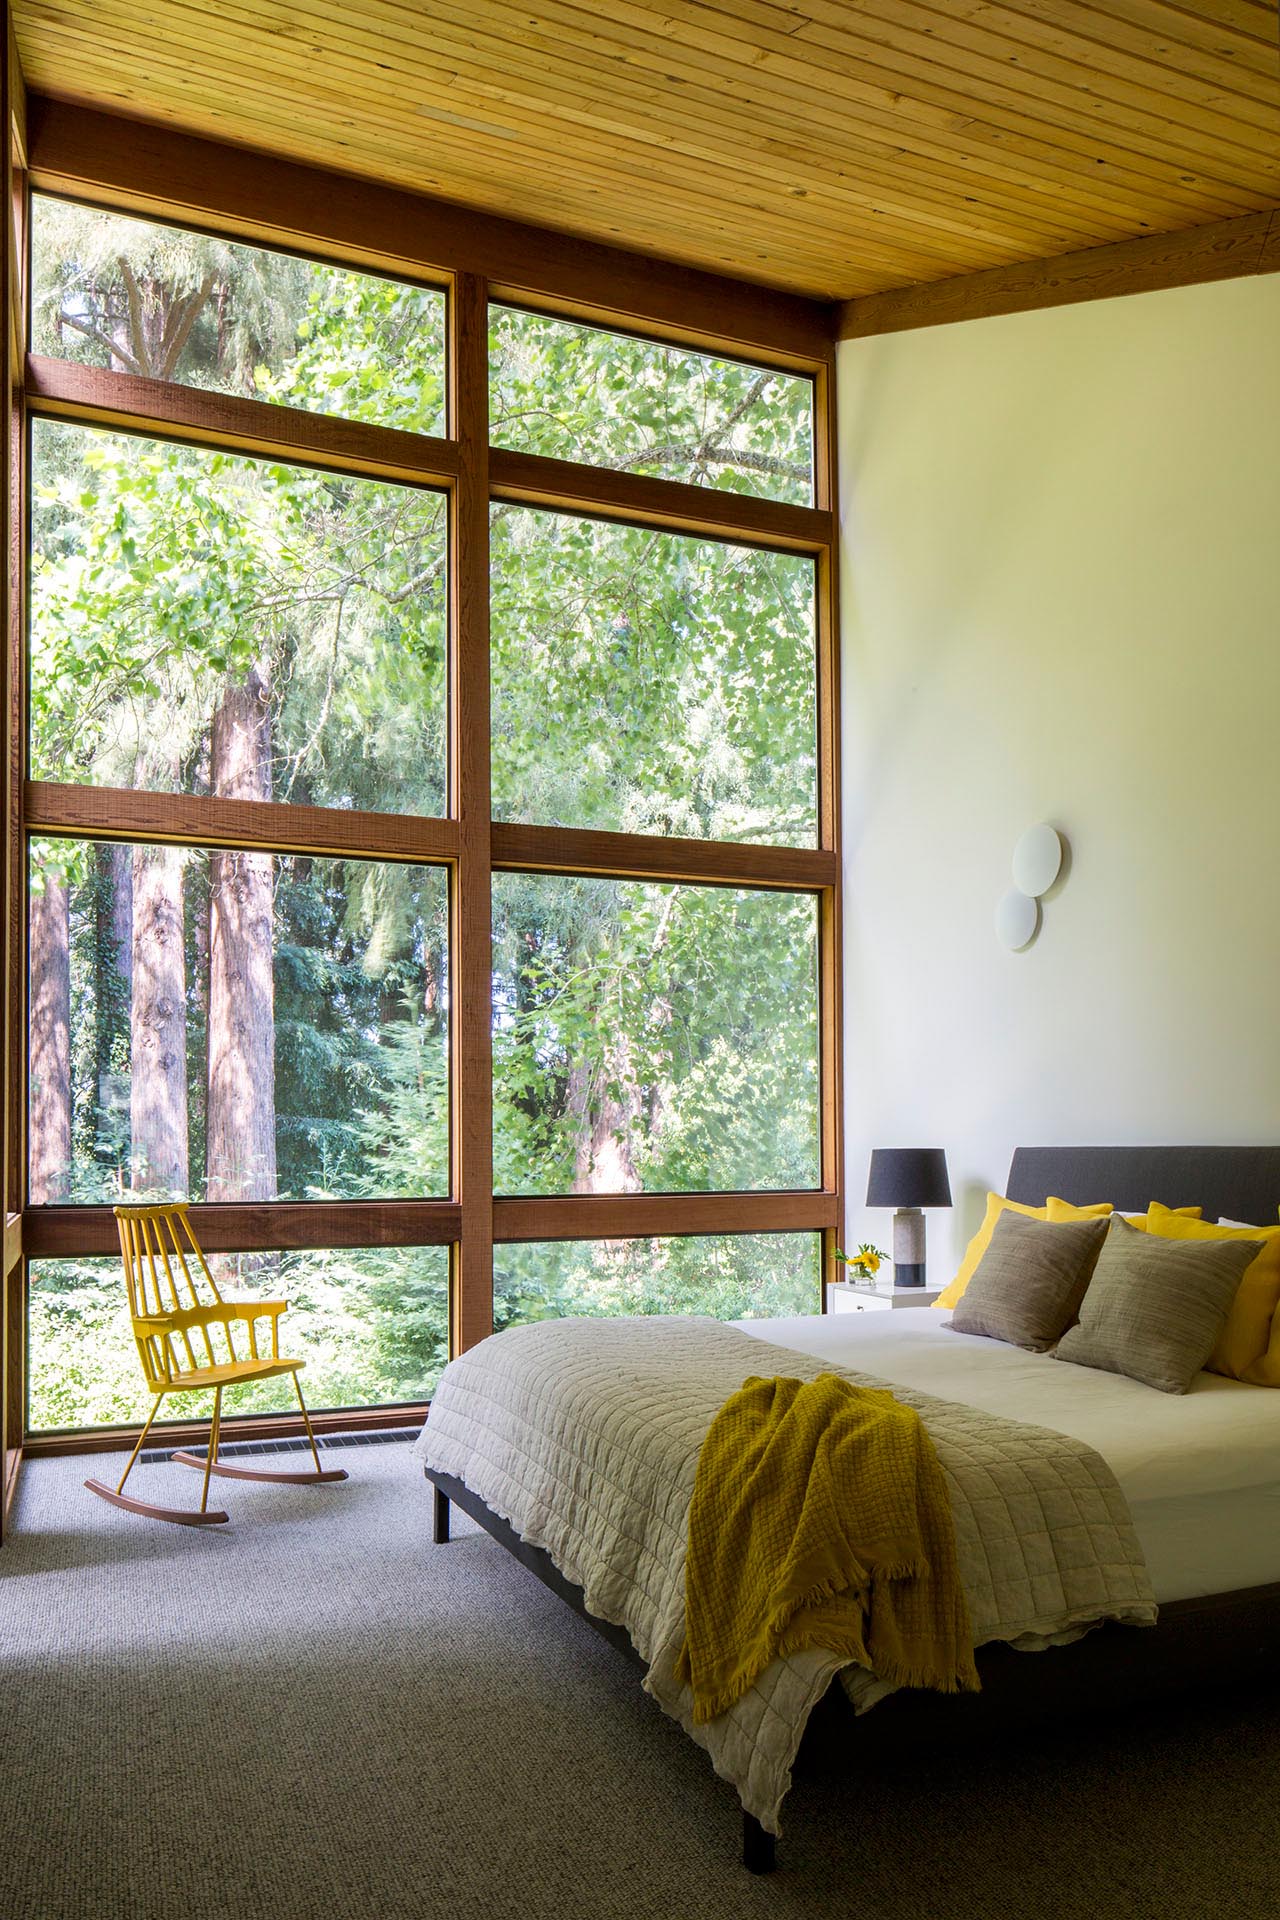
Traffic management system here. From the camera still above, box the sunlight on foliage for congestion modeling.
[495,1235,820,1328]
[490,306,812,505]
[28,1248,450,1433]
[27,205,823,1430]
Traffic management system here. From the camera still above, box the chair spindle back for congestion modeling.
[116,1204,239,1389]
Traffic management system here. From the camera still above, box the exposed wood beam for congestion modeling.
[4,15,23,1526]
[449,274,495,1357]
[26,782,460,866]
[814,359,843,1303]
[6,12,25,165]
[25,1200,461,1259]
[489,447,830,553]
[840,207,1280,339]
[25,356,461,488]
[1261,208,1280,274]
[491,822,834,892]
[27,97,835,364]
[493,1190,835,1243]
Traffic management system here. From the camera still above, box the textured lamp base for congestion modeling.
[892,1207,927,1288]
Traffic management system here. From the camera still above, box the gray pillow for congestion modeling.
[1054,1213,1264,1394]
[949,1208,1110,1352]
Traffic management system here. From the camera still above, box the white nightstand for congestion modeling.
[827,1280,943,1313]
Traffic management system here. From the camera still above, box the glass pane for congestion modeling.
[496,1234,820,1327]
[32,195,447,436]
[489,304,814,506]
[30,419,447,813]
[28,840,448,1204]
[491,508,817,846]
[27,1246,449,1432]
[492,876,819,1195]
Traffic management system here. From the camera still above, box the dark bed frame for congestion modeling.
[425,1147,1280,1874]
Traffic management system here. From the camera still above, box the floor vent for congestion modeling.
[141,1428,415,1465]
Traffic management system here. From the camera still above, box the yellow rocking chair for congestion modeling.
[85,1203,348,1526]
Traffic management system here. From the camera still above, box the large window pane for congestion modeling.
[30,420,447,813]
[27,1246,449,1432]
[32,195,447,436]
[489,305,814,506]
[28,840,448,1205]
[491,508,817,845]
[492,876,819,1195]
[496,1234,820,1327]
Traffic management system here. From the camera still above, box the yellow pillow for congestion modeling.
[934,1194,1113,1309]
[1245,1319,1280,1388]
[1142,1203,1280,1381]
[1124,1204,1203,1233]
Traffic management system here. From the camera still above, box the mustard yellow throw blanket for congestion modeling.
[676,1373,980,1724]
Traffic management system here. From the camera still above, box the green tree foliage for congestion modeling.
[33,196,446,435]
[489,304,813,504]
[491,508,816,845]
[27,207,821,1429]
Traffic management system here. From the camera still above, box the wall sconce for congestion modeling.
[996,824,1064,951]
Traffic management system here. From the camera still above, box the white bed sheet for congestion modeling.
[736,1309,1280,1603]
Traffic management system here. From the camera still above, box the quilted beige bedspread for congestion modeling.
[413,1316,1157,1833]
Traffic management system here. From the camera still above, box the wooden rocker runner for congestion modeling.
[85,1203,348,1526]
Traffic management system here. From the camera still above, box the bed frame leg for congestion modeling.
[742,1812,776,1874]
[433,1485,451,1545]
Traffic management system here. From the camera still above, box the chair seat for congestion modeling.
[151,1355,305,1394]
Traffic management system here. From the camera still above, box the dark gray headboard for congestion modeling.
[1006,1147,1280,1227]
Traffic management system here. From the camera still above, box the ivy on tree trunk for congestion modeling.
[29,866,72,1204]
[129,844,189,1196]
[207,663,277,1203]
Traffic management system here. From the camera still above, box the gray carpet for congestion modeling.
[1,1440,1277,1920]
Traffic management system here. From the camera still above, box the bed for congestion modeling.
[417,1146,1280,1872]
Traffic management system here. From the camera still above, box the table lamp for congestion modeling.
[866,1148,952,1289]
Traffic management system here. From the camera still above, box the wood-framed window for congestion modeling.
[6,106,842,1459]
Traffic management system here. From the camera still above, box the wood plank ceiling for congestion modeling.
[11,1,1280,300]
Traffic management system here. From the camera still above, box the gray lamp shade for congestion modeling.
[866,1148,952,1210]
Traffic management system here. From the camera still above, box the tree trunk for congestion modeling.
[207,665,277,1202]
[568,1045,643,1195]
[92,844,133,1171]
[130,845,189,1196]
[29,868,72,1204]
[110,842,134,991]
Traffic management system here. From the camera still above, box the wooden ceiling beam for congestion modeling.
[839,205,1280,337]
[26,97,836,363]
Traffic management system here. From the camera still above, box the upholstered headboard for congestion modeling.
[1005,1147,1280,1227]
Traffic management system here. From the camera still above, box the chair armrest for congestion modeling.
[224,1299,290,1360]
[132,1314,176,1335]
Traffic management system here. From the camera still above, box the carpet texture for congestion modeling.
[1,1439,1277,1920]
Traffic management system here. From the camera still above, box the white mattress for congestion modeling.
[736,1309,1280,1603]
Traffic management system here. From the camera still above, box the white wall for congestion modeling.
[838,272,1280,1275]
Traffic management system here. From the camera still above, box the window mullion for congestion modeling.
[449,273,494,1357]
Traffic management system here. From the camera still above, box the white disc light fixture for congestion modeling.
[1012,823,1064,898]
[997,824,1065,951]
[995,886,1040,952]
